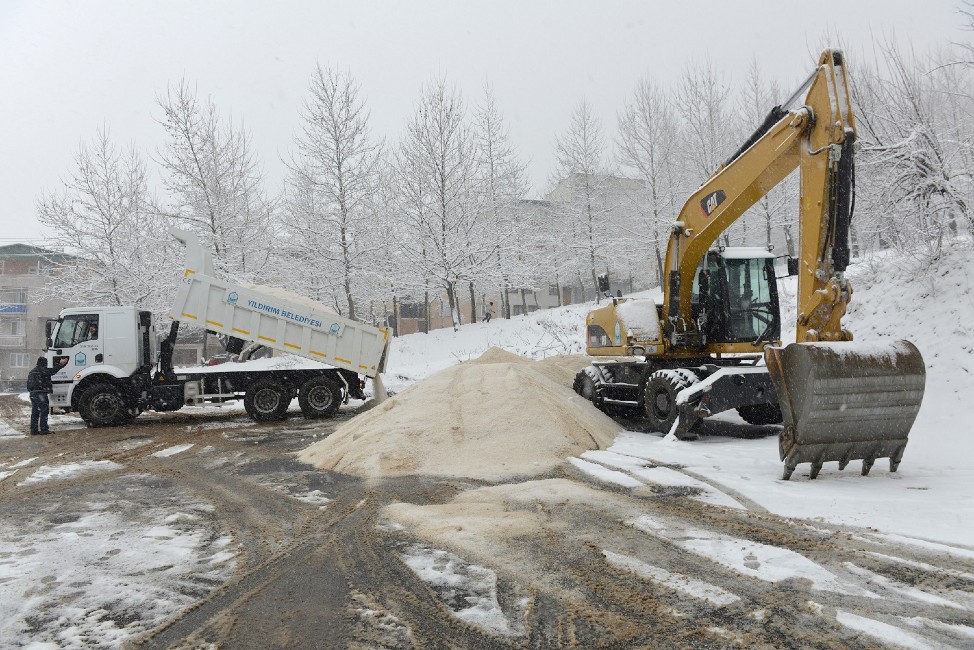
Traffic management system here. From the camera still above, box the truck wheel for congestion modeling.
[244,379,290,421]
[79,383,127,427]
[298,376,342,418]
[643,369,699,434]
[737,403,783,425]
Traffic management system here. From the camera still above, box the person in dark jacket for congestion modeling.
[27,356,67,435]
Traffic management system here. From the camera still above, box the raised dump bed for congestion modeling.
[169,229,390,378]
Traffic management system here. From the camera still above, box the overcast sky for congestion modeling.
[0,0,964,245]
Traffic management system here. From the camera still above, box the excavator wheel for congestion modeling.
[643,369,700,437]
[573,368,598,403]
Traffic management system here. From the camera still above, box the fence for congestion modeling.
[0,378,25,393]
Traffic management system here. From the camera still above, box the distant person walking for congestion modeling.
[27,356,67,435]
[484,301,495,323]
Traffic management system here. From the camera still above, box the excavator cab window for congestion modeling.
[722,256,780,343]
[691,253,724,340]
[691,253,780,344]
[587,324,613,348]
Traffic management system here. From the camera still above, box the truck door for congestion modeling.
[50,314,103,382]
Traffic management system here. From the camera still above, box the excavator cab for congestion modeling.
[691,249,781,346]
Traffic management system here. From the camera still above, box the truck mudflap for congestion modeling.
[765,340,926,480]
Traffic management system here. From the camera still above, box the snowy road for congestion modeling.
[2,394,972,649]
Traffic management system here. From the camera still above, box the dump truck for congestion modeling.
[45,229,391,426]
[573,51,926,479]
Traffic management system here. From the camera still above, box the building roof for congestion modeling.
[545,172,647,203]
[0,243,74,263]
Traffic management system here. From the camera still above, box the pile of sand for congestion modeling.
[298,349,621,481]
[532,354,595,387]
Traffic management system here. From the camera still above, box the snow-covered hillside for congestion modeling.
[385,301,593,391]
[388,245,974,547]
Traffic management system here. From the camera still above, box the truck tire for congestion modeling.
[737,403,783,425]
[643,369,699,434]
[244,379,290,422]
[298,375,342,419]
[78,382,128,427]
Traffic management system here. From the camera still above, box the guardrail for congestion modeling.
[0,379,25,393]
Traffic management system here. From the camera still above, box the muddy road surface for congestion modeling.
[1,394,972,649]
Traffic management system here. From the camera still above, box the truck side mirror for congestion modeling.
[45,320,55,349]
[597,274,610,295]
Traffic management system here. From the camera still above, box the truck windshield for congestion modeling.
[53,315,100,348]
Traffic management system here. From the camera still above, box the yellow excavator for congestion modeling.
[573,50,926,480]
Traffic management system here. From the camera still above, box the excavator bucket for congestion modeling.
[765,340,925,480]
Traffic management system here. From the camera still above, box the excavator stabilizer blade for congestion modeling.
[765,340,925,480]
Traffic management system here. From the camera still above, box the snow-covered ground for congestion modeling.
[384,245,974,548]
[0,469,237,648]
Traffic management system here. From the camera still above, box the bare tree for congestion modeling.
[617,77,681,287]
[36,127,175,312]
[676,59,734,181]
[282,66,384,319]
[737,57,795,251]
[552,99,613,302]
[394,76,489,330]
[474,83,530,319]
[851,41,974,257]
[675,59,736,245]
[155,78,274,282]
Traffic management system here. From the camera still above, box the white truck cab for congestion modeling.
[47,306,155,410]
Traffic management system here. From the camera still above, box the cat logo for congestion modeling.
[700,190,726,217]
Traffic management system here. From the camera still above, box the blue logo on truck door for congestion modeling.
[75,352,87,366]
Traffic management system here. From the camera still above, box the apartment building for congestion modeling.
[0,244,72,391]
